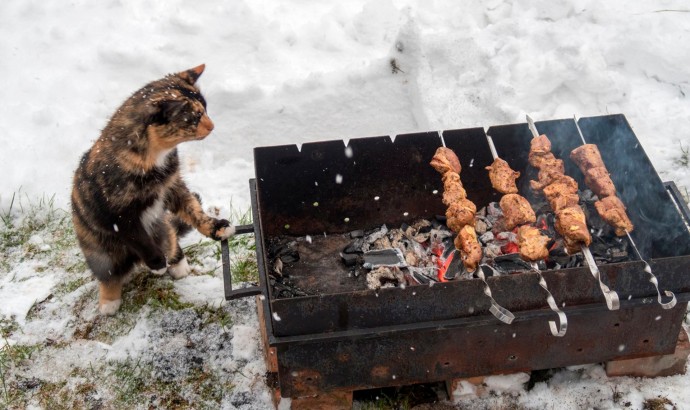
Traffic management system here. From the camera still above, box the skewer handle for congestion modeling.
[625,231,677,309]
[581,245,620,310]
[531,262,568,337]
[478,265,515,324]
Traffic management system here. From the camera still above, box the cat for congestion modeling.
[71,64,234,315]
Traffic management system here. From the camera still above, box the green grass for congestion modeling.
[0,342,41,409]
[0,192,77,274]
[1,196,256,408]
[0,318,18,339]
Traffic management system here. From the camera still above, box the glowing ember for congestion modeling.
[436,251,455,282]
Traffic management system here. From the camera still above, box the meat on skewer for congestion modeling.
[430,147,461,174]
[594,196,634,236]
[499,193,536,230]
[431,147,482,272]
[486,158,520,194]
[517,225,550,261]
[441,172,466,206]
[446,198,477,232]
[529,134,592,253]
[570,144,633,236]
[484,137,547,262]
[454,225,483,270]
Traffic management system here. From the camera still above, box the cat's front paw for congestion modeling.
[169,257,191,279]
[211,219,235,240]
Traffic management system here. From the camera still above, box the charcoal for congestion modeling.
[349,229,365,238]
[363,248,406,269]
[341,252,359,267]
[410,270,432,284]
[443,268,458,281]
[475,219,489,235]
[493,253,531,272]
[344,238,364,254]
[566,255,583,268]
[417,224,433,234]
[279,250,300,263]
[607,248,628,262]
[479,231,494,244]
[408,266,438,283]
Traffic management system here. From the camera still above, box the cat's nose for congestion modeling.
[197,114,214,138]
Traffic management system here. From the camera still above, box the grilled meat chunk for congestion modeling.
[543,176,579,212]
[485,158,520,194]
[571,143,616,198]
[431,147,461,174]
[530,157,565,191]
[445,199,477,232]
[555,206,591,253]
[441,172,467,206]
[584,167,616,198]
[454,225,482,272]
[594,196,634,236]
[517,225,550,262]
[528,135,553,168]
[499,193,536,230]
[570,144,605,170]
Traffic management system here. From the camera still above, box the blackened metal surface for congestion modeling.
[268,256,690,337]
[254,131,446,237]
[578,115,690,259]
[276,302,687,397]
[250,114,690,340]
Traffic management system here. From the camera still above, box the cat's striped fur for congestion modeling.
[71,65,233,315]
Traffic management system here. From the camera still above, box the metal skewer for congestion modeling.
[476,264,515,324]
[573,116,676,310]
[486,133,567,336]
[526,115,620,310]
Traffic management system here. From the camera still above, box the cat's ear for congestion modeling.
[178,64,205,85]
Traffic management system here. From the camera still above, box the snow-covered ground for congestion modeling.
[1,0,690,409]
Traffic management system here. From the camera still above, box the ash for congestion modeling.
[269,189,635,295]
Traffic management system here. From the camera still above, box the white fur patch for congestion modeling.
[217,224,236,240]
[151,266,168,276]
[99,299,122,315]
[141,198,164,235]
[169,257,191,279]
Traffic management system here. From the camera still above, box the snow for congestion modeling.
[0,263,59,325]
[2,0,690,408]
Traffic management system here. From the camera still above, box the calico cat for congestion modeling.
[71,64,234,315]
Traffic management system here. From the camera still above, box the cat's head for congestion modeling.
[134,64,215,149]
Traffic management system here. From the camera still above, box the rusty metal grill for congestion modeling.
[221,114,690,398]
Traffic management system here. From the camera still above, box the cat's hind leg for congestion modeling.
[83,247,136,315]
[99,281,123,315]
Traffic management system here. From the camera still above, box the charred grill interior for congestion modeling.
[237,114,690,399]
